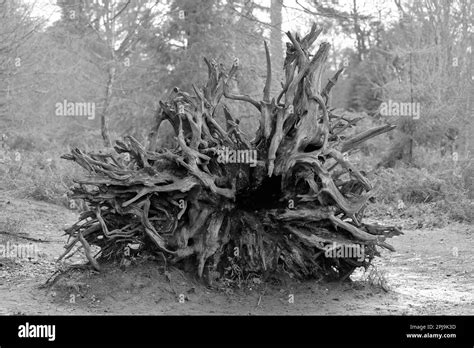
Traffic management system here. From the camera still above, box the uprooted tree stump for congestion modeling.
[60,24,402,284]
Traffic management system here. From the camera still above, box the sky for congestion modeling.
[27,0,61,23]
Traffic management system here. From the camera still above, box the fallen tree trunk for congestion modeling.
[60,24,401,284]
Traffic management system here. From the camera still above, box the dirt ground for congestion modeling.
[0,197,472,315]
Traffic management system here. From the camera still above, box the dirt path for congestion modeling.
[0,198,472,315]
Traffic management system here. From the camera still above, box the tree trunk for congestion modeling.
[270,0,284,83]
[100,66,115,148]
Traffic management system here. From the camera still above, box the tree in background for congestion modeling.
[375,0,473,166]
[53,0,163,146]
[270,0,284,89]
[153,0,270,140]
[301,0,472,166]
[0,0,38,130]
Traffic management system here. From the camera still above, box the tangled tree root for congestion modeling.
[60,24,402,283]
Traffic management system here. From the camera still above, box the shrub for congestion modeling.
[0,148,81,207]
[367,147,473,224]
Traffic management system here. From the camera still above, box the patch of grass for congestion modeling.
[0,217,24,235]
[363,265,390,292]
[0,129,112,208]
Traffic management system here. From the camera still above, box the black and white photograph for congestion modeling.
[0,0,472,345]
